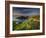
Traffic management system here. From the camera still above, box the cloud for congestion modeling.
[13,7,40,16]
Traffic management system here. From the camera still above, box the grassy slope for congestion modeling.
[13,16,40,31]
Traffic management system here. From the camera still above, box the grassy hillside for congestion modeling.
[13,16,40,31]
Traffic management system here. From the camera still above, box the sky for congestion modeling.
[13,7,40,16]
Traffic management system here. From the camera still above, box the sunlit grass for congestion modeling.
[13,16,40,31]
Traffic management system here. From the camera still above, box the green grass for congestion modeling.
[13,16,40,31]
